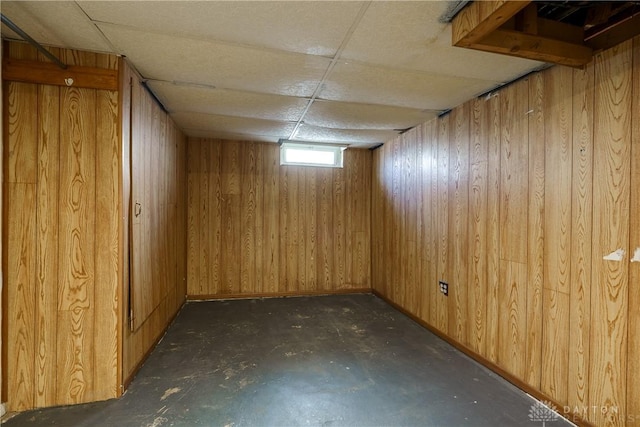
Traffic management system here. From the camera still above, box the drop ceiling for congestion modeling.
[0,1,544,147]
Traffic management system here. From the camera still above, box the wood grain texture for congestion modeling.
[544,65,573,295]
[589,41,632,427]
[525,72,544,389]
[389,136,401,305]
[468,98,488,355]
[403,132,416,313]
[5,82,37,183]
[94,88,119,400]
[129,77,185,330]
[370,37,638,427]
[241,143,257,294]
[186,140,371,297]
[5,184,37,411]
[448,104,469,344]
[498,80,528,380]
[436,115,450,333]
[303,165,317,292]
[420,121,438,323]
[4,42,124,410]
[568,58,594,415]
[626,34,640,426]
[2,58,118,91]
[35,85,60,407]
[263,145,280,293]
[57,86,96,405]
[484,93,501,365]
[121,58,187,389]
[497,260,527,379]
[499,80,528,264]
[541,288,570,404]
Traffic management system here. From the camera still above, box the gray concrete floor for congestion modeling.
[3,294,572,426]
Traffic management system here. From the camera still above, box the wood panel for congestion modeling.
[5,184,37,410]
[129,76,185,331]
[420,121,437,323]
[568,58,594,416]
[3,42,123,411]
[525,72,544,389]
[499,80,528,264]
[371,36,640,427]
[263,145,280,293]
[435,114,450,333]
[35,84,59,406]
[468,98,488,356]
[589,41,632,427]
[497,80,528,379]
[484,93,501,365]
[57,86,96,405]
[241,142,257,294]
[448,104,469,344]
[541,65,572,403]
[627,34,640,427]
[121,59,188,387]
[94,88,119,400]
[186,140,371,297]
[4,82,37,183]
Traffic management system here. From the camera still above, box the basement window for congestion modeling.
[280,141,346,168]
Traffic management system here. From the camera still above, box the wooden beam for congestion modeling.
[536,18,585,45]
[2,58,118,91]
[586,12,640,52]
[472,29,593,67]
[453,1,532,47]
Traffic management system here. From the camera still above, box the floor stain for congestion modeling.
[146,416,168,427]
[160,387,181,401]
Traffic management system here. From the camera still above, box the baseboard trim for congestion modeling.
[122,301,185,391]
[187,288,372,301]
[371,289,589,427]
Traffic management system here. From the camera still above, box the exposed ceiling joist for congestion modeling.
[452,1,640,68]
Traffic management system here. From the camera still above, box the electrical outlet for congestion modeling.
[439,281,448,296]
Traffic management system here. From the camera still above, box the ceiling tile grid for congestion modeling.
[147,80,310,122]
[1,1,546,147]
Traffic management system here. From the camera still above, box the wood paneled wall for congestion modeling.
[372,38,640,427]
[187,139,371,297]
[2,44,187,411]
[2,43,120,410]
[120,61,187,384]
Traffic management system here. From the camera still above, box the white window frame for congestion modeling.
[279,141,346,168]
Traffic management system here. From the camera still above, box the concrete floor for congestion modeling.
[4,294,572,426]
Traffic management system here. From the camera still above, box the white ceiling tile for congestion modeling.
[1,1,112,53]
[78,1,365,57]
[321,62,498,110]
[170,112,296,139]
[147,80,309,122]
[304,100,438,130]
[183,129,279,143]
[294,124,398,146]
[98,23,330,97]
[342,1,543,83]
